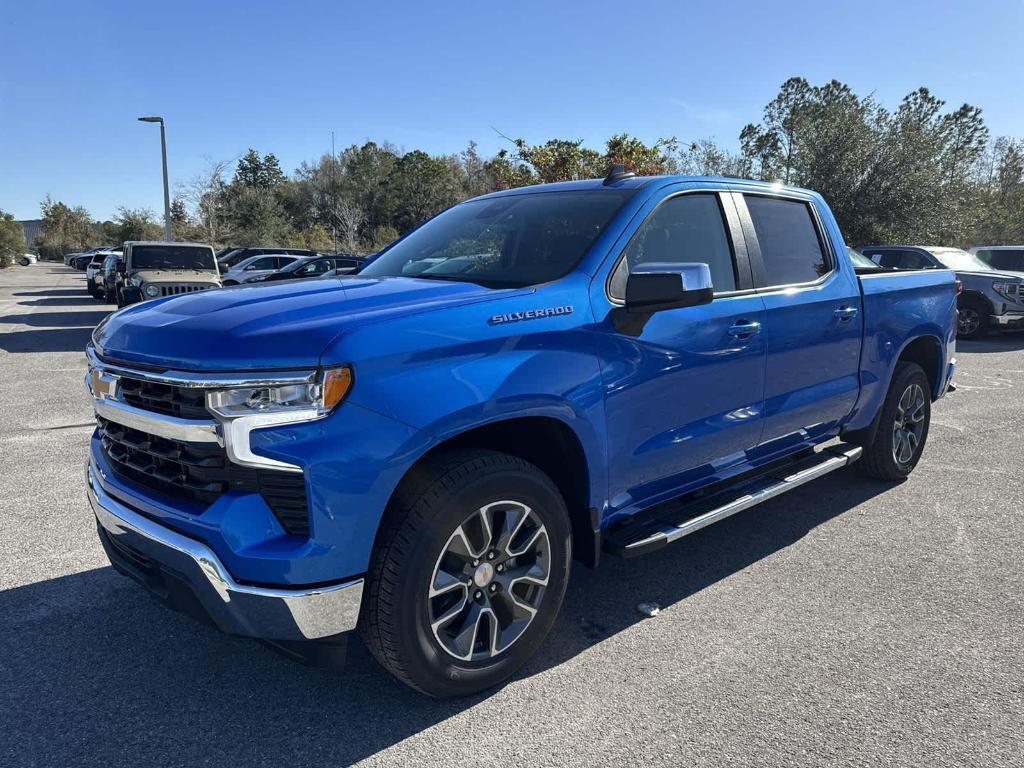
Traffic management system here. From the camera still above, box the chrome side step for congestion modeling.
[606,443,863,558]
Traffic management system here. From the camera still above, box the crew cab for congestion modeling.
[112,241,221,307]
[86,173,956,697]
[860,245,1024,339]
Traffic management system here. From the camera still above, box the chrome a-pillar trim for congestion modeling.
[88,464,363,641]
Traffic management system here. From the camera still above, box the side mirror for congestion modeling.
[624,262,714,313]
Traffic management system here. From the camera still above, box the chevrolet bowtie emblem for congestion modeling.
[90,369,120,400]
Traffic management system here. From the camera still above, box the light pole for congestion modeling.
[138,116,172,240]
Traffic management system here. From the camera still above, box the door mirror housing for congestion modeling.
[624,262,714,313]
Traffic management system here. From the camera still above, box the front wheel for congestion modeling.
[957,297,990,339]
[361,449,571,697]
[858,361,931,480]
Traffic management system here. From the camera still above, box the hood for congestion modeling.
[93,276,508,371]
[131,268,221,283]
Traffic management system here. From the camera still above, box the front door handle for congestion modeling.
[727,320,761,338]
[834,306,859,321]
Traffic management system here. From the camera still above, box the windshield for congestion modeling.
[925,247,993,272]
[220,250,254,268]
[131,245,216,271]
[360,190,635,288]
[281,257,313,273]
[846,246,879,269]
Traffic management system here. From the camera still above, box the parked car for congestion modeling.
[68,247,116,269]
[87,172,956,698]
[111,241,221,307]
[85,250,120,297]
[860,245,1024,339]
[220,253,303,285]
[255,254,368,283]
[218,247,320,270]
[95,252,123,302]
[18,253,38,266]
[970,245,1024,273]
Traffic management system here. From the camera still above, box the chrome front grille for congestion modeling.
[117,377,210,420]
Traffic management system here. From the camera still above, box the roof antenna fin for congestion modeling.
[603,163,635,186]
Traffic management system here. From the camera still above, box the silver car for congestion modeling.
[861,245,1024,339]
[220,254,302,285]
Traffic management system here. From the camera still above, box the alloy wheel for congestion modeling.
[892,383,927,465]
[958,308,980,336]
[428,500,550,662]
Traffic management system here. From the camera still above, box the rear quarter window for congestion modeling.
[745,196,830,286]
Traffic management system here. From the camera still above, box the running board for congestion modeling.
[604,443,863,558]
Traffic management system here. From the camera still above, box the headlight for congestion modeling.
[244,274,269,283]
[993,282,1024,303]
[206,366,353,419]
[143,284,160,298]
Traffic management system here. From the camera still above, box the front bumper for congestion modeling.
[992,311,1024,328]
[88,464,363,641]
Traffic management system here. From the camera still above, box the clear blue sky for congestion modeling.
[3,0,1023,221]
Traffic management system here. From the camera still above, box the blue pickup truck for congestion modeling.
[86,171,957,697]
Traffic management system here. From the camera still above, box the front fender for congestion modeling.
[321,272,609,517]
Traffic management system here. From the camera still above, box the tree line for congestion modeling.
[6,77,1024,267]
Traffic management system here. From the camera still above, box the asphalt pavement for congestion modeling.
[1,262,1021,767]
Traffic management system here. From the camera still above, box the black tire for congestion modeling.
[222,279,238,286]
[360,449,572,698]
[858,361,931,481]
[957,296,990,340]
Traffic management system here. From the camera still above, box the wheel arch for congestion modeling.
[843,332,944,449]
[377,415,600,569]
[958,288,993,313]
[896,334,943,399]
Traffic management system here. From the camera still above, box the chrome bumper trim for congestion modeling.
[991,312,1024,326]
[88,464,363,641]
[94,397,222,444]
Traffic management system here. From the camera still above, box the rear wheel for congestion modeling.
[858,361,931,480]
[361,449,571,698]
[957,297,990,339]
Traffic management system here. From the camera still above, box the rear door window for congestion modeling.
[744,196,830,286]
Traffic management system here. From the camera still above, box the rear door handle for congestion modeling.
[727,320,761,338]
[834,306,859,321]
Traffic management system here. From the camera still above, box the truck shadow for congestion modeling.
[13,288,87,298]
[0,311,110,354]
[0,470,889,767]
